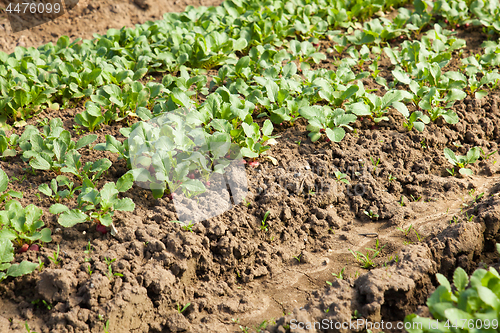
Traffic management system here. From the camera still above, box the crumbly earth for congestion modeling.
[1,2,500,333]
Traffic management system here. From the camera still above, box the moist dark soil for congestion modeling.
[1,2,500,333]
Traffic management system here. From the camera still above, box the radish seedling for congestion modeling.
[333,171,350,185]
[363,210,379,220]
[443,146,480,176]
[49,173,135,229]
[0,169,22,205]
[0,200,52,249]
[0,239,38,282]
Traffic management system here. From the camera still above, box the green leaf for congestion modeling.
[38,183,52,197]
[100,182,119,206]
[171,88,193,108]
[392,69,411,84]
[99,213,113,227]
[49,204,69,214]
[85,101,102,117]
[40,228,52,243]
[413,122,425,132]
[232,38,247,51]
[453,267,468,292]
[29,154,51,170]
[436,273,451,292]
[91,158,112,173]
[441,110,459,124]
[58,209,88,227]
[444,148,458,166]
[325,128,345,142]
[0,239,14,264]
[475,90,488,100]
[133,68,148,81]
[444,308,473,322]
[340,85,359,101]
[113,197,135,212]
[0,169,8,193]
[266,81,279,104]
[262,119,273,137]
[466,147,480,164]
[116,172,134,192]
[477,285,500,309]
[6,261,38,277]
[348,102,371,116]
[392,101,409,118]
[459,168,473,176]
[76,134,98,150]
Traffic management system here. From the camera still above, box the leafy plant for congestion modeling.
[349,239,385,269]
[104,257,123,280]
[0,200,52,249]
[444,147,480,176]
[0,169,22,205]
[0,239,38,282]
[260,211,270,232]
[19,119,97,172]
[49,173,135,229]
[48,245,60,266]
[299,106,357,142]
[333,171,350,184]
[405,247,500,332]
[0,130,19,158]
[364,210,379,220]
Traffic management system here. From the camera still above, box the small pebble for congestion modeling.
[305,165,310,170]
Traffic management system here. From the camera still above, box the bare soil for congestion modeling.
[1,2,500,333]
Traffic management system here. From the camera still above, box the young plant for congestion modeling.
[479,148,497,161]
[404,251,500,332]
[104,257,123,280]
[49,173,135,231]
[443,146,480,176]
[332,267,346,280]
[61,153,112,182]
[172,220,195,233]
[393,102,430,132]
[0,239,38,282]
[299,106,357,142]
[348,239,385,269]
[177,302,191,314]
[397,224,413,237]
[0,200,52,250]
[369,157,380,172]
[0,169,22,205]
[0,130,19,158]
[333,171,350,184]
[260,211,270,232]
[48,245,61,265]
[38,178,71,203]
[363,210,379,220]
[19,120,97,172]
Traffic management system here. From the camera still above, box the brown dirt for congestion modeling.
[1,2,500,333]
